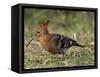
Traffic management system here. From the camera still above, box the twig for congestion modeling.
[73,32,77,41]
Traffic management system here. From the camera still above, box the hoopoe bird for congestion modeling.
[26,20,84,60]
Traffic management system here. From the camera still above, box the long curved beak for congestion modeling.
[26,38,34,47]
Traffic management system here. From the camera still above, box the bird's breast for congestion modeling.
[39,35,59,54]
[39,35,51,50]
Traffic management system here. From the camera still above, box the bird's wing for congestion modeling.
[51,34,76,49]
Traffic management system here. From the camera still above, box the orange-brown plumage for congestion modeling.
[36,21,59,54]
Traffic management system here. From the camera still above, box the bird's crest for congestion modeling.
[39,20,50,29]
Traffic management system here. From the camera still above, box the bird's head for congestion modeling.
[39,20,49,29]
[36,20,50,37]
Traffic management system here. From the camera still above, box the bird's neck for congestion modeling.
[39,34,51,50]
[43,29,50,35]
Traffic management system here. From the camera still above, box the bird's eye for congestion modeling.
[43,23,46,25]
[37,32,40,33]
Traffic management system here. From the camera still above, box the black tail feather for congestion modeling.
[72,41,85,47]
[76,43,85,47]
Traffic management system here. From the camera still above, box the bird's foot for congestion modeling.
[58,54,65,61]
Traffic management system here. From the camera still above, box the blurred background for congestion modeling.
[24,8,95,69]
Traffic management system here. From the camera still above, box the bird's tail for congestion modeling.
[73,41,85,47]
[76,43,85,47]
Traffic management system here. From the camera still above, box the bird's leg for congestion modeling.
[58,53,64,61]
[61,53,65,61]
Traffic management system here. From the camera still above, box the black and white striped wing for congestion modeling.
[51,34,76,49]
